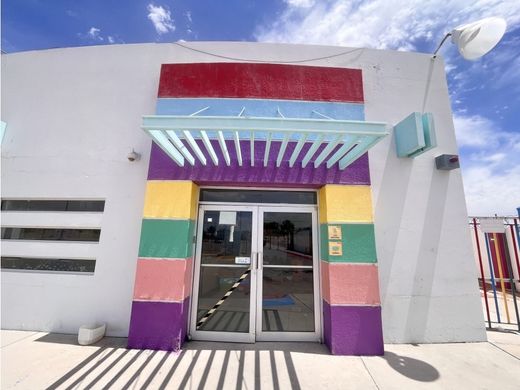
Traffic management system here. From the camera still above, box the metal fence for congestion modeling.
[469,216,520,331]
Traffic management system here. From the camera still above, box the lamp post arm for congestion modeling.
[432,32,452,58]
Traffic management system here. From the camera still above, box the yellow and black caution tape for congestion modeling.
[196,268,251,329]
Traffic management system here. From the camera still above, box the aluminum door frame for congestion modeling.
[255,205,321,342]
[189,204,321,343]
[189,204,259,343]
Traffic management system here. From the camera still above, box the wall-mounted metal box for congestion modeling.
[435,154,460,170]
[394,112,437,158]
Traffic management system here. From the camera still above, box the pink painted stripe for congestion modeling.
[133,258,193,302]
[321,261,381,305]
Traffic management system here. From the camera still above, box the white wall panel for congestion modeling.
[1,241,98,259]
[1,211,103,228]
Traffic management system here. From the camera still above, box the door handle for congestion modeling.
[257,252,263,270]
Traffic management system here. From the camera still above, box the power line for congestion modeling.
[172,41,364,64]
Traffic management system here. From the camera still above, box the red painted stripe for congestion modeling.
[158,63,364,102]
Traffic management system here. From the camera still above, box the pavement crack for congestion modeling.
[489,342,520,361]
[360,357,380,390]
[1,332,40,348]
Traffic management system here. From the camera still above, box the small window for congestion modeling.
[1,228,101,242]
[1,257,96,273]
[200,189,317,204]
[1,200,105,212]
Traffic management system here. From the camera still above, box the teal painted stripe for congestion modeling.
[320,223,377,263]
[139,219,194,259]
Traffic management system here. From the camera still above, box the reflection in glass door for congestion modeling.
[256,207,319,341]
[191,205,257,343]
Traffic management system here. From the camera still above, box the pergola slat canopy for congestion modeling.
[142,114,389,170]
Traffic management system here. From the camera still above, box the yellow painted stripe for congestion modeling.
[319,185,373,223]
[143,180,199,220]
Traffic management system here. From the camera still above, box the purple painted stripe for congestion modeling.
[127,297,190,351]
[323,300,384,355]
[148,140,370,186]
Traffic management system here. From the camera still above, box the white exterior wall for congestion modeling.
[1,42,486,341]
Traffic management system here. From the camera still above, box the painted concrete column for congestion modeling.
[127,180,198,351]
[319,185,384,355]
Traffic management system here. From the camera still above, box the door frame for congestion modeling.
[255,205,321,342]
[189,204,258,343]
[189,203,321,343]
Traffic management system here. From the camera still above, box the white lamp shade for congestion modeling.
[451,17,507,60]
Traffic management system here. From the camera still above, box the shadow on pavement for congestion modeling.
[185,340,329,355]
[44,340,312,389]
[35,333,127,347]
[382,351,440,382]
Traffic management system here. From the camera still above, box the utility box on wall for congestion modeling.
[435,154,460,170]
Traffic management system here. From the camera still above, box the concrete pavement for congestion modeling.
[1,329,519,389]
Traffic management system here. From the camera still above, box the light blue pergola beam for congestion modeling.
[302,135,324,168]
[312,110,334,120]
[143,115,390,171]
[148,130,185,167]
[189,106,210,116]
[165,130,195,166]
[276,133,291,167]
[264,132,272,167]
[233,131,243,166]
[339,136,385,170]
[182,130,207,165]
[314,135,343,168]
[289,134,308,168]
[217,131,231,166]
[200,130,219,165]
[326,136,360,168]
[250,131,255,167]
[143,115,388,136]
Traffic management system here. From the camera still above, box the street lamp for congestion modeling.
[433,17,507,60]
[398,17,508,160]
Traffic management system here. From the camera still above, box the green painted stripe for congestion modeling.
[139,219,194,258]
[320,223,377,263]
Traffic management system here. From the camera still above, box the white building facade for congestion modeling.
[1,42,486,355]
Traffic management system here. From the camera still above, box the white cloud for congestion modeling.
[255,1,520,216]
[87,27,103,41]
[78,28,124,45]
[285,0,315,8]
[77,27,104,42]
[448,31,520,106]
[453,114,496,148]
[453,113,520,216]
[461,164,520,216]
[147,3,175,35]
[255,0,520,53]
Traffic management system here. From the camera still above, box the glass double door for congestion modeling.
[190,205,320,343]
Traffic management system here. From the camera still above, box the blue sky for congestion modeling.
[2,0,519,216]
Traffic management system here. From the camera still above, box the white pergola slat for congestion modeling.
[217,131,230,166]
[165,130,195,166]
[302,135,324,168]
[142,115,389,170]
